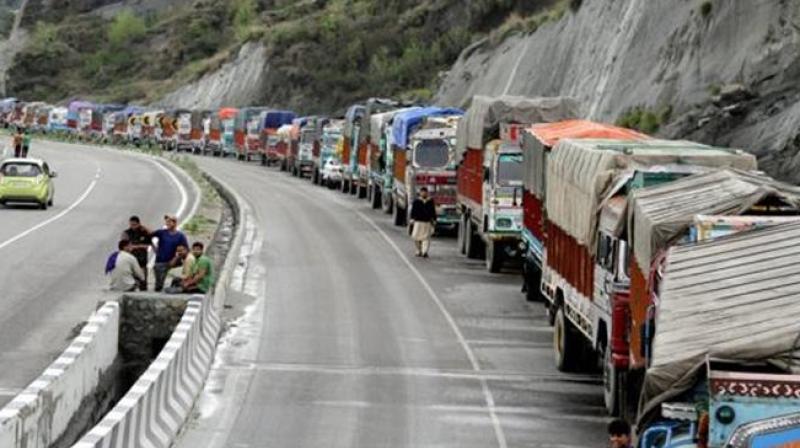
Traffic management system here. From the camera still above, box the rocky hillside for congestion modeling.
[436,0,800,183]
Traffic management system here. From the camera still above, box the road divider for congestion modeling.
[0,302,121,448]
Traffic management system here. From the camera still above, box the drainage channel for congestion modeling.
[0,173,237,448]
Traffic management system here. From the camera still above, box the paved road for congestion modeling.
[0,139,196,406]
[177,157,607,447]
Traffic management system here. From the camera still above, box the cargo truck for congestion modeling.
[312,120,344,185]
[366,108,416,209]
[455,96,580,273]
[539,139,758,417]
[342,98,398,198]
[634,220,800,447]
[520,120,648,302]
[390,108,464,230]
[234,107,269,161]
[174,109,193,152]
[257,110,295,166]
[289,116,326,178]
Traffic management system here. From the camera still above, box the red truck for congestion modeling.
[538,138,757,417]
[520,120,648,302]
[454,96,580,273]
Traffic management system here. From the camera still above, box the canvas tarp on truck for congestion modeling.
[638,221,800,422]
[522,120,649,198]
[392,107,464,149]
[545,139,757,250]
[628,169,800,274]
[369,108,419,144]
[454,96,581,160]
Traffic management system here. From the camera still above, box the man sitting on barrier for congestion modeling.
[166,242,213,294]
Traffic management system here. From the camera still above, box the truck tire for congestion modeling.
[358,184,367,199]
[261,155,267,166]
[603,345,622,416]
[486,241,504,273]
[457,215,467,255]
[313,170,319,185]
[382,194,393,215]
[525,264,543,302]
[393,204,406,227]
[466,222,484,260]
[554,306,582,372]
[371,186,382,209]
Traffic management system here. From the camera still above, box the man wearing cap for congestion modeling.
[151,214,188,292]
[120,216,152,290]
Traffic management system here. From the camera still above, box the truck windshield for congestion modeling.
[413,139,449,169]
[301,131,315,144]
[497,154,523,184]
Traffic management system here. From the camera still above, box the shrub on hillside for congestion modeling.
[109,10,147,48]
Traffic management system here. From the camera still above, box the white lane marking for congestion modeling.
[150,159,189,219]
[0,167,101,252]
[355,210,509,448]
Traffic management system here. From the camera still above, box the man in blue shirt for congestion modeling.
[151,214,188,292]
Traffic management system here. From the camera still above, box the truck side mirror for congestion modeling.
[483,167,490,182]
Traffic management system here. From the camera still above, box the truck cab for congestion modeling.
[314,123,342,185]
[295,126,316,178]
[407,126,459,230]
[478,132,525,273]
[175,110,193,152]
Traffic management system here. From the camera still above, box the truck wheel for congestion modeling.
[466,222,484,259]
[313,170,319,185]
[486,241,504,273]
[603,345,622,416]
[358,185,367,199]
[457,215,467,255]
[393,204,406,227]
[261,155,267,166]
[341,179,349,194]
[525,264,543,302]
[382,194,393,215]
[371,186,381,209]
[554,307,582,372]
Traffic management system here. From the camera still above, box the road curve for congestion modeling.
[0,138,196,406]
[177,157,606,447]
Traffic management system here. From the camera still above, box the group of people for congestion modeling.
[107,214,214,295]
[11,127,31,158]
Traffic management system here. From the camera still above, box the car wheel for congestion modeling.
[48,197,53,207]
[40,201,47,210]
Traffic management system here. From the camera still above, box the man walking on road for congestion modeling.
[12,128,22,158]
[120,216,151,291]
[109,240,146,292]
[21,129,31,158]
[151,214,188,292]
[410,187,436,258]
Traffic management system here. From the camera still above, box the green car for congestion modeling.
[0,158,56,209]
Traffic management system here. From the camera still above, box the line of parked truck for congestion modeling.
[4,94,800,447]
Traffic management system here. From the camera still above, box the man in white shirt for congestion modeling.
[110,240,146,292]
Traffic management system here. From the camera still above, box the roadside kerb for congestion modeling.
[71,296,220,448]
[0,302,120,448]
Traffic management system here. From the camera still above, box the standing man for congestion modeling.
[109,240,146,292]
[409,187,436,258]
[151,214,188,292]
[120,216,151,291]
[12,128,22,158]
[21,129,31,158]
[607,419,632,448]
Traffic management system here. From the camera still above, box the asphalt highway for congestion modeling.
[176,157,607,447]
[0,138,197,406]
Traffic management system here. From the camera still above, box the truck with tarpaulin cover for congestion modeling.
[540,139,757,416]
[520,120,649,302]
[234,107,269,160]
[365,107,417,210]
[455,96,581,273]
[0,98,18,128]
[390,108,464,230]
[621,169,800,418]
[258,110,296,166]
[205,108,238,156]
[342,99,399,198]
[312,119,344,185]
[634,220,800,447]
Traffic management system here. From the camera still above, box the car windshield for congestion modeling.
[413,139,450,169]
[2,163,41,177]
[497,154,523,184]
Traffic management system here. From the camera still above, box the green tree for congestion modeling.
[231,0,257,41]
[108,9,147,48]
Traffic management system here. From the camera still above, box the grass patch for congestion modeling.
[616,105,673,135]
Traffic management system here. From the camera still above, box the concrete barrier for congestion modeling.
[72,296,220,448]
[0,302,120,448]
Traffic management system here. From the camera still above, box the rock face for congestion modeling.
[436,0,800,183]
[155,41,268,110]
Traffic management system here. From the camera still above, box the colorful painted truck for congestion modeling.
[234,107,269,161]
[258,110,296,166]
[365,108,416,210]
[205,108,238,156]
[619,169,800,418]
[0,98,18,128]
[221,108,239,157]
[390,108,464,230]
[635,220,800,447]
[455,96,580,273]
[539,140,757,417]
[312,119,344,185]
[47,107,69,134]
[520,120,648,301]
[292,116,327,178]
[174,109,194,152]
[342,98,398,198]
